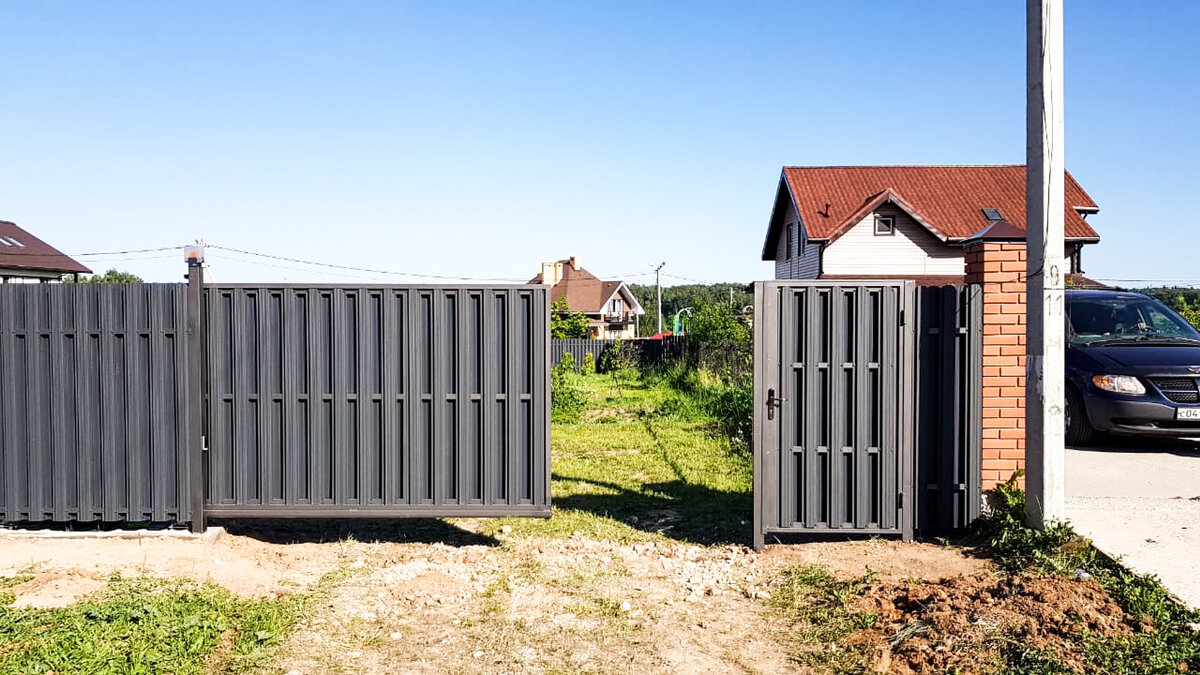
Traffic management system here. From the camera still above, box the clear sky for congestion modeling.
[1,2,1196,286]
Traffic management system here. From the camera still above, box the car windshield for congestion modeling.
[1066,295,1200,345]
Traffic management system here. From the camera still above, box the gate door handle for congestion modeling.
[766,388,787,421]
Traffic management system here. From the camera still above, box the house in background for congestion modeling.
[530,257,645,339]
[0,220,90,283]
[761,165,1101,285]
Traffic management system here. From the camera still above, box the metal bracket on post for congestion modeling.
[185,244,206,533]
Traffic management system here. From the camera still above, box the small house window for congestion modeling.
[611,299,622,314]
[874,215,895,236]
[784,224,794,259]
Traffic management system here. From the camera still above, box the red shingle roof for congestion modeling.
[528,260,627,314]
[0,220,91,275]
[778,165,1099,243]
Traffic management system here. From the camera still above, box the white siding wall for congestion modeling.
[821,206,965,276]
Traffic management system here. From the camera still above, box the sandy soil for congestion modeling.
[0,526,989,673]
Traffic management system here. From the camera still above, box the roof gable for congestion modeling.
[0,220,91,275]
[766,166,1099,258]
[532,259,643,314]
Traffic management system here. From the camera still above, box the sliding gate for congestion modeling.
[0,279,551,531]
[753,281,915,549]
[200,284,551,522]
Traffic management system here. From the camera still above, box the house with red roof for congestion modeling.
[530,257,645,339]
[0,220,90,283]
[761,165,1101,285]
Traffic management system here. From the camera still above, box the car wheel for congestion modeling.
[1065,386,1095,446]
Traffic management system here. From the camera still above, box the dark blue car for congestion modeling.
[1066,289,1200,444]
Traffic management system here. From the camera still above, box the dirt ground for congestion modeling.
[853,573,1138,674]
[0,523,990,673]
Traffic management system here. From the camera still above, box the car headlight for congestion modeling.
[1092,374,1146,395]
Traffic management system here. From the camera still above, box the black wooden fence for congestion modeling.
[0,274,551,531]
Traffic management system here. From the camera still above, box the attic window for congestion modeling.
[874,215,895,235]
[982,208,1003,221]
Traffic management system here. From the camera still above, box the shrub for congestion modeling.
[688,301,751,345]
[551,363,588,423]
[550,298,590,339]
[581,352,596,375]
[703,380,754,452]
[558,351,576,372]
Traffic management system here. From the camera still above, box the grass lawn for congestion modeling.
[478,370,753,544]
[0,573,327,675]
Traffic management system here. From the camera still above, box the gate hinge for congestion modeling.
[899,310,906,326]
[896,493,904,509]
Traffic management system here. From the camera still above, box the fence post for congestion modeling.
[185,252,206,533]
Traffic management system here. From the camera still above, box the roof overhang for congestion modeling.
[602,283,646,315]
[821,188,951,247]
[761,172,798,261]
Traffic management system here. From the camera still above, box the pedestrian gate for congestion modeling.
[753,280,981,549]
[753,281,914,548]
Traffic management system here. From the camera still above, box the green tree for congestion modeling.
[550,297,590,339]
[688,301,751,344]
[65,269,144,284]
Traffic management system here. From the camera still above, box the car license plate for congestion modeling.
[1177,408,1200,420]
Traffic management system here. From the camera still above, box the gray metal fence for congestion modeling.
[0,284,193,524]
[0,279,550,530]
[552,339,612,369]
[552,336,690,371]
[914,285,982,532]
[753,281,915,549]
[753,281,983,548]
[201,285,550,519]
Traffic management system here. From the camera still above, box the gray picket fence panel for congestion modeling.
[753,281,983,549]
[914,285,983,532]
[0,284,192,524]
[0,281,550,529]
[200,285,551,519]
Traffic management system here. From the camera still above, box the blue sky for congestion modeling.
[1,2,1196,286]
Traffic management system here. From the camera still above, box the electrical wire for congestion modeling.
[72,246,182,257]
[205,252,405,282]
[207,244,527,282]
[73,254,181,263]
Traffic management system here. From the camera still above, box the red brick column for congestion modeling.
[965,240,1028,490]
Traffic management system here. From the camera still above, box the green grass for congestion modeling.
[0,572,334,675]
[765,564,879,671]
[486,371,753,545]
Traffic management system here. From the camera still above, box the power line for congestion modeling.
[75,254,181,263]
[206,252,404,282]
[206,244,527,282]
[663,272,724,285]
[72,246,182,257]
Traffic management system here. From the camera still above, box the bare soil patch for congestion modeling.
[273,535,985,674]
[0,532,354,606]
[845,572,1138,673]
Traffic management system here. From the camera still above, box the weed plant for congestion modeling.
[972,471,1200,672]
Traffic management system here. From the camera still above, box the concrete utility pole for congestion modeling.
[654,262,666,334]
[1025,0,1067,528]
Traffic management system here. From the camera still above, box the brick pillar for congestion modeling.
[965,239,1028,490]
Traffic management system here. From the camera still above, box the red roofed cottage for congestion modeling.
[0,220,91,282]
[530,257,645,339]
[761,165,1101,285]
